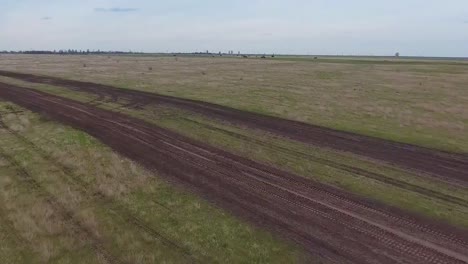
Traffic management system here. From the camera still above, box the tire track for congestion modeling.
[84,95,468,209]
[179,117,468,207]
[124,119,468,258]
[0,70,467,184]
[1,83,467,263]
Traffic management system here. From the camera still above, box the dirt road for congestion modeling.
[1,82,467,263]
[0,70,466,185]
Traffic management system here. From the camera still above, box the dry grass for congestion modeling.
[0,164,91,263]
[0,102,307,263]
[0,54,467,261]
[0,54,467,152]
[1,77,467,228]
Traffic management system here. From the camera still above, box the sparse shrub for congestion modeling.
[202,71,206,75]
[83,64,87,67]
[148,67,152,71]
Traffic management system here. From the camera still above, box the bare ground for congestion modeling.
[0,82,467,263]
[0,70,466,185]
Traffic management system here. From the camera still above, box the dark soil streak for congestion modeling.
[1,83,468,263]
[180,117,468,207]
[0,70,466,184]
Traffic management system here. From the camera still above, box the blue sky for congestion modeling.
[1,0,467,56]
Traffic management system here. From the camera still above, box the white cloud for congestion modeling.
[94,7,138,12]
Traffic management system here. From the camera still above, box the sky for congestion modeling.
[1,0,467,56]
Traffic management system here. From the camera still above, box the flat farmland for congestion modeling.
[0,54,467,263]
[1,54,467,152]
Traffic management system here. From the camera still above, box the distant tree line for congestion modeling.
[0,50,144,55]
[0,50,276,58]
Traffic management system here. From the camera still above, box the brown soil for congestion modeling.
[1,82,467,263]
[0,70,466,185]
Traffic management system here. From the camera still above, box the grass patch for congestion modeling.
[0,101,308,263]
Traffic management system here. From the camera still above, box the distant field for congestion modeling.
[1,54,467,152]
[1,54,468,263]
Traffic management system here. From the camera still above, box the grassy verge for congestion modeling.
[1,78,467,229]
[0,101,307,263]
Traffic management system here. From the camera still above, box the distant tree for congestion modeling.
[395,52,400,57]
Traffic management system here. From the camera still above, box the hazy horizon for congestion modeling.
[1,0,468,57]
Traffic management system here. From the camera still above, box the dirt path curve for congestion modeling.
[1,82,467,263]
[0,70,466,185]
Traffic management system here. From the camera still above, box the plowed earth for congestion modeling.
[0,70,466,185]
[0,82,467,263]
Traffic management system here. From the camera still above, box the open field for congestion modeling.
[0,100,305,263]
[1,70,466,183]
[0,54,468,263]
[0,54,467,152]
[1,82,468,263]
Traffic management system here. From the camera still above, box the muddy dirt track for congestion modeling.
[1,82,468,263]
[0,70,466,185]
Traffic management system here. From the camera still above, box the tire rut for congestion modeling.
[180,117,468,207]
[0,71,467,184]
[1,83,468,263]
